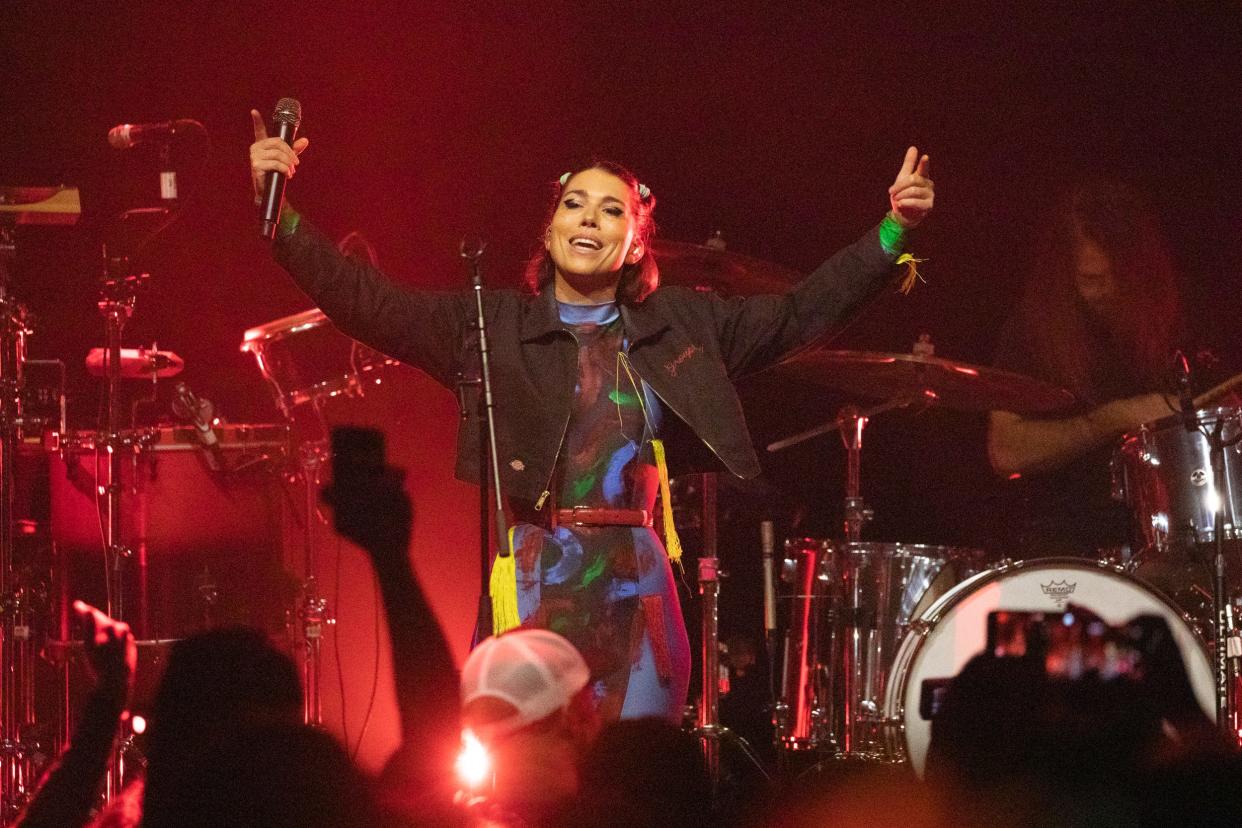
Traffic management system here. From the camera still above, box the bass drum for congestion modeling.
[883,558,1216,777]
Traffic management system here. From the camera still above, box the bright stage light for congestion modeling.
[455,729,491,790]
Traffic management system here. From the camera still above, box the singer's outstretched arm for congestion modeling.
[250,108,494,388]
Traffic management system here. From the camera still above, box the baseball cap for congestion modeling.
[460,629,591,740]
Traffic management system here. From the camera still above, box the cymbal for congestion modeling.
[240,308,327,349]
[761,349,1076,415]
[0,186,80,226]
[85,347,184,379]
[651,238,799,296]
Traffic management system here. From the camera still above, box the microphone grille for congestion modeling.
[272,98,302,127]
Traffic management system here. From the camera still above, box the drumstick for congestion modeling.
[1193,372,1242,408]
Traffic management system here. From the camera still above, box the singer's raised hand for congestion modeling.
[249,108,309,198]
[887,146,934,229]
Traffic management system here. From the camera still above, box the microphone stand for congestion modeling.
[1205,415,1242,736]
[1176,352,1242,738]
[460,239,508,647]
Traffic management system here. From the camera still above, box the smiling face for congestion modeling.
[545,168,645,303]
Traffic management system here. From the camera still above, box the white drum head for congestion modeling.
[886,559,1215,777]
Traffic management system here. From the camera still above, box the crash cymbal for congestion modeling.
[651,237,799,296]
[762,348,1076,415]
[0,186,80,226]
[85,347,184,379]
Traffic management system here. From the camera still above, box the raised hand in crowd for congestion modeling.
[16,602,135,828]
[321,427,461,822]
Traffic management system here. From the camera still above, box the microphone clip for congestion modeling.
[1173,350,1198,433]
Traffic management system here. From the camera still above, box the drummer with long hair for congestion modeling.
[987,179,1205,557]
[249,109,934,723]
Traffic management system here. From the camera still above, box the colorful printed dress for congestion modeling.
[510,302,691,722]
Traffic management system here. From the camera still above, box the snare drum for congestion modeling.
[1113,407,1242,553]
[882,558,1215,776]
[241,308,395,416]
[777,540,981,758]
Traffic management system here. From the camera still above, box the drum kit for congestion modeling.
[0,183,1238,818]
[657,233,1242,776]
[0,186,405,818]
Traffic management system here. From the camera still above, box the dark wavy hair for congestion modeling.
[523,160,659,303]
[1013,178,1181,402]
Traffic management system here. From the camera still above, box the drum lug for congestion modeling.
[994,557,1015,572]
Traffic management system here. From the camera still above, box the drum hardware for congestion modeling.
[242,296,399,725]
[84,347,184,380]
[689,473,769,801]
[293,440,328,727]
[1113,407,1242,556]
[773,539,981,762]
[20,360,65,441]
[1202,412,1241,738]
[90,250,159,801]
[1113,403,1242,738]
[240,309,395,419]
[0,189,75,819]
[767,385,947,760]
[754,341,1076,417]
[771,538,835,753]
[760,337,1060,764]
[649,235,801,297]
[883,558,1217,775]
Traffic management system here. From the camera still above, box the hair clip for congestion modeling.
[637,182,651,200]
[558,171,572,187]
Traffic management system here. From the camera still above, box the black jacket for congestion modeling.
[273,219,899,504]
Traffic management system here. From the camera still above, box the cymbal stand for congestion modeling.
[284,404,330,727]
[297,434,328,726]
[767,392,935,542]
[766,392,934,761]
[96,252,146,800]
[692,473,768,804]
[0,230,35,821]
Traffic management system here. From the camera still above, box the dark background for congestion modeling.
[3,1,1240,764]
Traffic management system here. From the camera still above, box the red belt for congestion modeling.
[555,506,653,528]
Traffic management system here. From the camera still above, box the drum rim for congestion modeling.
[911,556,1204,626]
[786,539,986,560]
[241,308,329,350]
[883,555,1214,773]
[1123,405,1242,443]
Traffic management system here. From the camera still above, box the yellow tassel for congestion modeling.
[896,253,927,295]
[651,439,684,567]
[490,528,521,635]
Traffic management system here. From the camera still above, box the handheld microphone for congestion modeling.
[259,98,302,241]
[1173,351,1197,432]
[107,119,200,149]
[761,520,777,635]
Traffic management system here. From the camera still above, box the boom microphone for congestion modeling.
[259,98,302,241]
[107,119,200,149]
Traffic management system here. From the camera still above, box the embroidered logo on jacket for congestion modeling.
[664,344,702,377]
